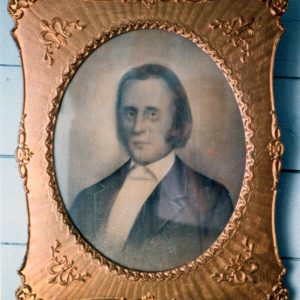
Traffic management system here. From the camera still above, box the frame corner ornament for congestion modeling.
[209,16,255,63]
[8,0,37,20]
[121,0,159,9]
[15,114,33,194]
[139,293,156,300]
[16,283,42,300]
[266,269,288,300]
[260,0,288,17]
[47,240,91,286]
[211,238,259,284]
[39,18,86,66]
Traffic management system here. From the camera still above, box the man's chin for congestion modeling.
[130,156,152,166]
[128,146,173,165]
[129,152,168,166]
[129,152,155,165]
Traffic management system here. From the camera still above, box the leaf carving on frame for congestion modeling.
[15,114,33,194]
[139,293,156,300]
[211,238,259,284]
[16,283,42,300]
[267,269,288,300]
[8,0,36,20]
[267,110,284,191]
[123,0,160,9]
[39,18,85,66]
[47,240,91,286]
[260,0,288,17]
[209,16,255,63]
[123,0,213,9]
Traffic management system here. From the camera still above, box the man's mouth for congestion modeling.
[131,140,150,148]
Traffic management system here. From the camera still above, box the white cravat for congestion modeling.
[104,152,175,250]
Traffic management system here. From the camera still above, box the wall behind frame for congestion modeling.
[0,0,299,299]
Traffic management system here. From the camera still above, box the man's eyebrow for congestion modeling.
[122,105,137,111]
[145,106,159,111]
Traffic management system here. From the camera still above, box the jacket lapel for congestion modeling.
[151,157,187,233]
[92,160,131,235]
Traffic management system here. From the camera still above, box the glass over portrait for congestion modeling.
[54,30,246,271]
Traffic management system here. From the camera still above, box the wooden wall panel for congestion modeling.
[277,173,300,258]
[281,0,300,22]
[275,0,300,78]
[0,2,20,66]
[0,245,26,300]
[0,0,299,298]
[282,259,300,300]
[274,78,300,170]
[0,158,28,243]
[275,21,300,78]
[0,66,23,155]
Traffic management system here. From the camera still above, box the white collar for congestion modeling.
[130,152,175,182]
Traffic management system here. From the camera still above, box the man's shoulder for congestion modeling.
[73,160,130,203]
[175,157,232,213]
[177,157,228,193]
[191,168,228,194]
[70,160,130,224]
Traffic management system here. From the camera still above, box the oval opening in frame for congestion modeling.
[54,29,246,272]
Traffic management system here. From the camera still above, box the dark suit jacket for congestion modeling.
[69,156,233,271]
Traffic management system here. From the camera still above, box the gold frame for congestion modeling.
[10,0,288,298]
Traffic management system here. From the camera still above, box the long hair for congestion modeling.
[116,64,193,149]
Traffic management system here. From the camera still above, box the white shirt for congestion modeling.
[104,152,175,250]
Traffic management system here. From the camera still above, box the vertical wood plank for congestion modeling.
[0,66,23,155]
[0,245,26,300]
[275,21,300,78]
[274,78,300,170]
[0,0,21,65]
[0,158,28,244]
[276,172,300,259]
[282,259,300,300]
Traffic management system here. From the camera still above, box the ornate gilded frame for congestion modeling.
[10,0,288,298]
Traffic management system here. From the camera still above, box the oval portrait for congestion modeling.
[54,29,246,271]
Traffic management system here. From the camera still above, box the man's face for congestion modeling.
[119,78,175,165]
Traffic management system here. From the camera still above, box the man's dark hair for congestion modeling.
[116,64,193,149]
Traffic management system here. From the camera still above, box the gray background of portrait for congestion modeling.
[54,29,246,209]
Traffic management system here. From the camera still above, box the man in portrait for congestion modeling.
[69,64,233,271]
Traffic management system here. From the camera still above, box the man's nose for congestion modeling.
[133,115,147,134]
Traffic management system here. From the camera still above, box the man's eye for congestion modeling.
[148,110,158,119]
[124,110,135,119]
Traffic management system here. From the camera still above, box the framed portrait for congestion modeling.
[10,0,288,299]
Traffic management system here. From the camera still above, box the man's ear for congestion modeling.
[166,128,179,147]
